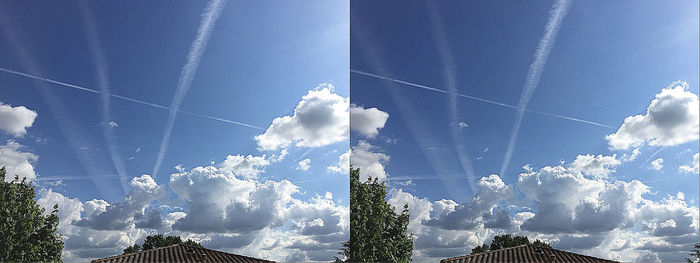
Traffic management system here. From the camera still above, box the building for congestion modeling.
[91,244,275,263]
[440,244,619,263]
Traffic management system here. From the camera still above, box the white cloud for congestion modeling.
[620,148,641,162]
[297,158,310,171]
[255,85,349,150]
[518,164,647,234]
[327,150,350,174]
[606,82,699,150]
[37,189,83,232]
[100,121,118,129]
[269,149,288,163]
[388,189,432,233]
[75,174,166,230]
[569,154,622,178]
[457,122,469,129]
[650,158,664,171]
[424,174,512,230]
[679,153,698,174]
[0,140,38,181]
[0,102,37,137]
[221,154,270,179]
[350,141,389,181]
[350,104,389,138]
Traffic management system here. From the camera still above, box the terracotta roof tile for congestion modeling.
[91,244,275,263]
[440,244,619,263]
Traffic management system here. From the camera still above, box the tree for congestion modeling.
[0,167,64,262]
[686,242,700,263]
[343,167,413,263]
[123,234,202,254]
[471,234,551,254]
[490,234,529,250]
[471,244,489,254]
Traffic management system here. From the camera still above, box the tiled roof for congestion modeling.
[91,244,275,263]
[440,244,619,263]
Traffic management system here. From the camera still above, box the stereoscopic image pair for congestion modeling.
[0,1,697,262]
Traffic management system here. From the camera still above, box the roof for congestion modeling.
[91,244,275,263]
[440,244,619,263]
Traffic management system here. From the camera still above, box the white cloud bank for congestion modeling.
[0,140,38,181]
[0,102,37,137]
[350,141,390,181]
[255,85,349,151]
[607,82,699,150]
[327,150,350,174]
[297,158,310,171]
[350,105,389,138]
[679,153,698,174]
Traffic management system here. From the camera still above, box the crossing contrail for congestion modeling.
[427,0,477,193]
[0,67,263,130]
[79,0,129,192]
[500,0,573,177]
[152,0,227,177]
[350,69,612,128]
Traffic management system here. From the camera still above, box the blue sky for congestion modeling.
[351,0,698,262]
[0,1,348,262]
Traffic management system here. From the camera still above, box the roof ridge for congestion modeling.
[93,243,275,263]
[441,243,618,263]
[441,244,531,261]
[92,244,179,262]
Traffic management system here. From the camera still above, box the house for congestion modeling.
[440,244,619,263]
[91,244,275,263]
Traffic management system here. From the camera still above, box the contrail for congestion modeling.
[152,0,226,177]
[645,147,663,162]
[79,0,129,192]
[353,15,471,201]
[350,69,611,128]
[0,67,263,130]
[0,8,121,199]
[427,1,477,193]
[500,0,573,177]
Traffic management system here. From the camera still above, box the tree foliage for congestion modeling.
[342,167,413,262]
[471,234,551,254]
[123,234,202,254]
[0,167,64,262]
[686,242,700,263]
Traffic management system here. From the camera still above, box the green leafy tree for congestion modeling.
[471,234,551,254]
[344,167,413,263]
[471,244,489,254]
[686,242,700,263]
[489,234,530,250]
[0,167,64,262]
[123,234,202,254]
[532,239,552,249]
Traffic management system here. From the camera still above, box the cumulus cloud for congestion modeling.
[0,102,37,137]
[169,164,287,233]
[518,164,647,234]
[679,152,698,173]
[297,158,310,171]
[569,154,621,178]
[388,189,433,232]
[424,174,512,230]
[255,85,349,151]
[350,141,389,181]
[327,150,350,174]
[75,174,166,230]
[0,140,38,181]
[650,158,664,171]
[37,189,83,232]
[606,82,699,150]
[221,154,270,179]
[350,104,389,138]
